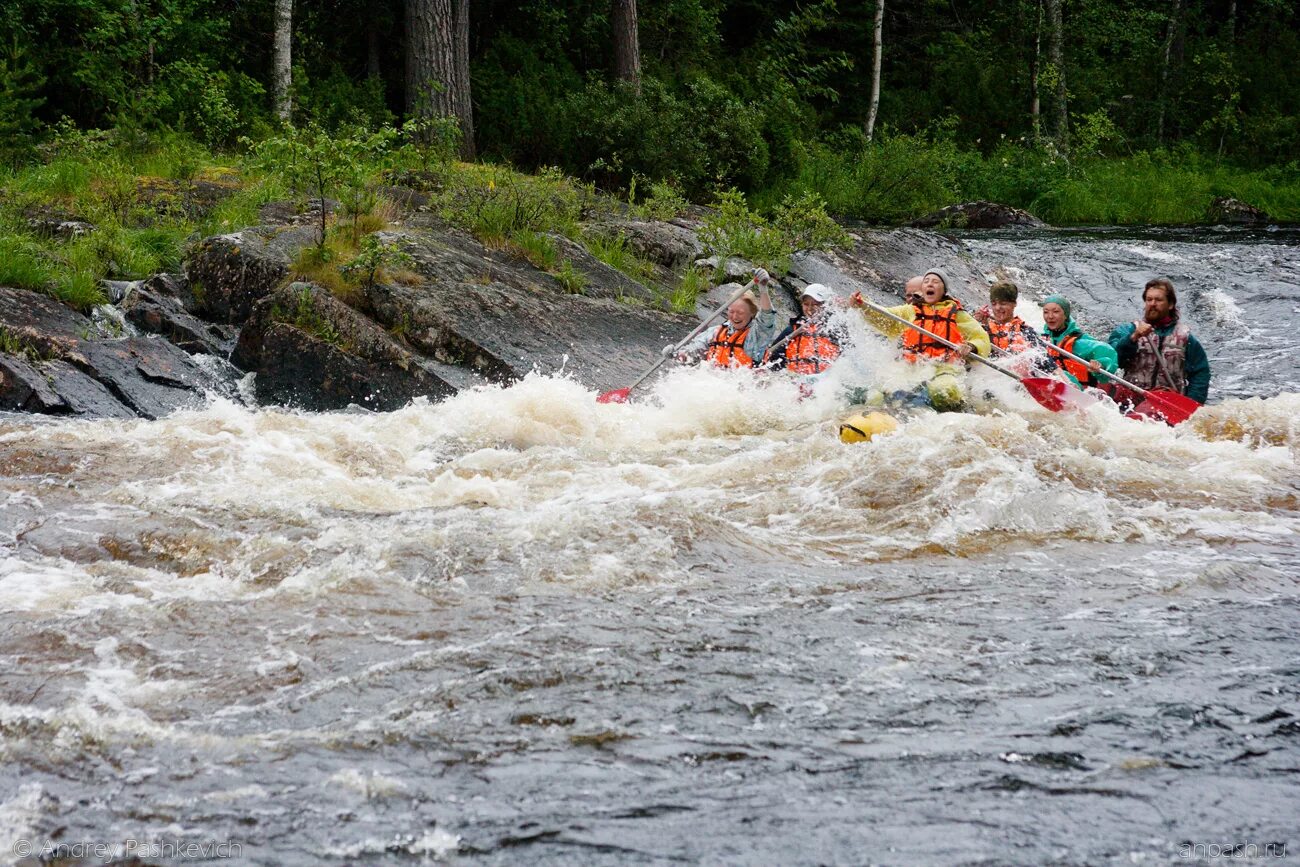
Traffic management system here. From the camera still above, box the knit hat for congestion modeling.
[989,281,1018,303]
[1042,294,1071,320]
[800,283,831,304]
[923,269,951,297]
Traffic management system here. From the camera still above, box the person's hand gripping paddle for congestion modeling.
[597,271,771,404]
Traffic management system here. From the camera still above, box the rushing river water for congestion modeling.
[1,229,1298,866]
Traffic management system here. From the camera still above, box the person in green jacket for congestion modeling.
[1040,294,1119,390]
[1106,278,1210,404]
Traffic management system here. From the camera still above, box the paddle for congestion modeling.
[596,276,764,404]
[759,323,812,368]
[1043,338,1200,424]
[850,293,1097,414]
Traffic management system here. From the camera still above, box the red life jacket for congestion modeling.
[784,325,840,374]
[706,324,755,368]
[902,301,964,363]
[988,317,1034,354]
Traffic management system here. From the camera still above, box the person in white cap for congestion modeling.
[765,283,843,375]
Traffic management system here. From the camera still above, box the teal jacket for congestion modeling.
[1107,320,1211,404]
[1043,318,1119,389]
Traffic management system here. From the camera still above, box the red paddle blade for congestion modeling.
[1020,377,1103,413]
[1131,389,1199,425]
[596,387,632,404]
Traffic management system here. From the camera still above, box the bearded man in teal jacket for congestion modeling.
[1107,278,1211,405]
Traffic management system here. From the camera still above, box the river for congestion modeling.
[1,228,1298,865]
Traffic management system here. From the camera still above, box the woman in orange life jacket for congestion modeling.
[765,283,843,375]
[1040,294,1119,390]
[672,273,779,368]
[852,268,990,411]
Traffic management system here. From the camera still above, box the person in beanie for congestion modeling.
[1040,294,1118,390]
[1106,278,1210,404]
[851,268,990,411]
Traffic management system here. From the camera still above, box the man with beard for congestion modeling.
[1107,278,1211,404]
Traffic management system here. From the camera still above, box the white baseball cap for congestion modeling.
[801,283,832,304]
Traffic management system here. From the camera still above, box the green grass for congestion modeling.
[585,232,657,285]
[665,267,710,314]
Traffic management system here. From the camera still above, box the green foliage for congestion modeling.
[272,285,345,348]
[633,178,689,221]
[0,42,46,166]
[0,235,55,295]
[553,259,586,295]
[698,187,848,270]
[666,267,710,315]
[584,232,656,285]
[247,123,398,247]
[441,164,587,243]
[339,234,415,292]
[771,191,851,252]
[296,66,394,132]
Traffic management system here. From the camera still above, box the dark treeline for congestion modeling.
[2,0,1297,207]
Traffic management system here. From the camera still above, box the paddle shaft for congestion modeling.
[1043,338,1159,397]
[859,298,1020,381]
[623,280,760,394]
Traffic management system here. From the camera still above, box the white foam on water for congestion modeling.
[315,829,461,860]
[326,768,409,800]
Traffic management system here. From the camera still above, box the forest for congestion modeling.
[2,0,1298,227]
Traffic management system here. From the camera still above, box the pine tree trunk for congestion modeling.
[273,0,293,123]
[1030,0,1042,140]
[405,0,474,159]
[453,0,474,158]
[612,0,641,92]
[1225,0,1236,42]
[864,0,884,141]
[1156,0,1184,145]
[1045,0,1068,153]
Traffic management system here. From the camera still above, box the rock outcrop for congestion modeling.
[185,224,318,323]
[912,201,1046,230]
[232,282,458,412]
[0,287,214,419]
[1205,197,1271,226]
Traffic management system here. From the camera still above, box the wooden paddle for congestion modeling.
[597,276,763,404]
[851,293,1100,414]
[1043,338,1200,424]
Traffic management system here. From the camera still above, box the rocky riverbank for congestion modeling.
[0,193,991,419]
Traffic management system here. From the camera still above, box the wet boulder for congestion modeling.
[912,201,1046,230]
[789,228,992,307]
[184,224,318,323]
[120,274,238,356]
[584,217,705,271]
[1206,197,1271,226]
[0,286,211,419]
[361,246,693,394]
[232,282,457,412]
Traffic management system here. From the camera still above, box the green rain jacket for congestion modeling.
[1042,317,1119,389]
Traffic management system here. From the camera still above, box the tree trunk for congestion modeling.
[612,0,641,92]
[1030,0,1042,140]
[1225,0,1236,42]
[273,0,293,123]
[1045,0,1068,153]
[405,0,474,159]
[864,0,884,141]
[367,8,382,80]
[1156,0,1184,145]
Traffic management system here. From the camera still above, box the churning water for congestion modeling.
[1,229,1298,866]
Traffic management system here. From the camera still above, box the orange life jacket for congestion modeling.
[706,323,755,368]
[784,326,841,374]
[1049,333,1094,386]
[902,301,964,363]
[988,317,1034,354]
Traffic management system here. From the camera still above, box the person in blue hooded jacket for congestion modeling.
[1040,294,1118,390]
